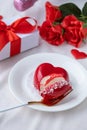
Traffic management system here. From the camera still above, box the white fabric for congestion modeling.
[0,0,87,130]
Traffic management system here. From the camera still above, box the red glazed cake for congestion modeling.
[34,63,72,106]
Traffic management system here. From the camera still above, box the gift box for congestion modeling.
[0,16,39,61]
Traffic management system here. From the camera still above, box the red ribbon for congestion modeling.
[0,17,37,56]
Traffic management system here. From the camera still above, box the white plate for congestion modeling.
[8,53,87,112]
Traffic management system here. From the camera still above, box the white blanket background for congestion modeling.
[0,0,87,130]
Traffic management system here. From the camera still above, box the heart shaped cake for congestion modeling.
[34,63,72,106]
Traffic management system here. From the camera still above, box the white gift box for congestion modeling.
[0,16,39,61]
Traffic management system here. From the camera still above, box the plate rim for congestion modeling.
[8,52,87,112]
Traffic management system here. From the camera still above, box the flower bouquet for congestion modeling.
[39,2,87,48]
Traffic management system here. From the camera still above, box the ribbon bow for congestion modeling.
[0,17,37,56]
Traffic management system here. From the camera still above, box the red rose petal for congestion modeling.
[45,2,62,23]
[71,49,87,59]
[0,15,3,20]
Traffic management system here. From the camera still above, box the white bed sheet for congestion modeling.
[0,0,87,130]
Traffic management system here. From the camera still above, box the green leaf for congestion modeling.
[53,21,60,26]
[82,2,87,16]
[84,19,87,23]
[78,15,87,22]
[83,22,87,28]
[59,3,81,17]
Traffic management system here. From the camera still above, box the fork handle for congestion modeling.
[0,103,28,113]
